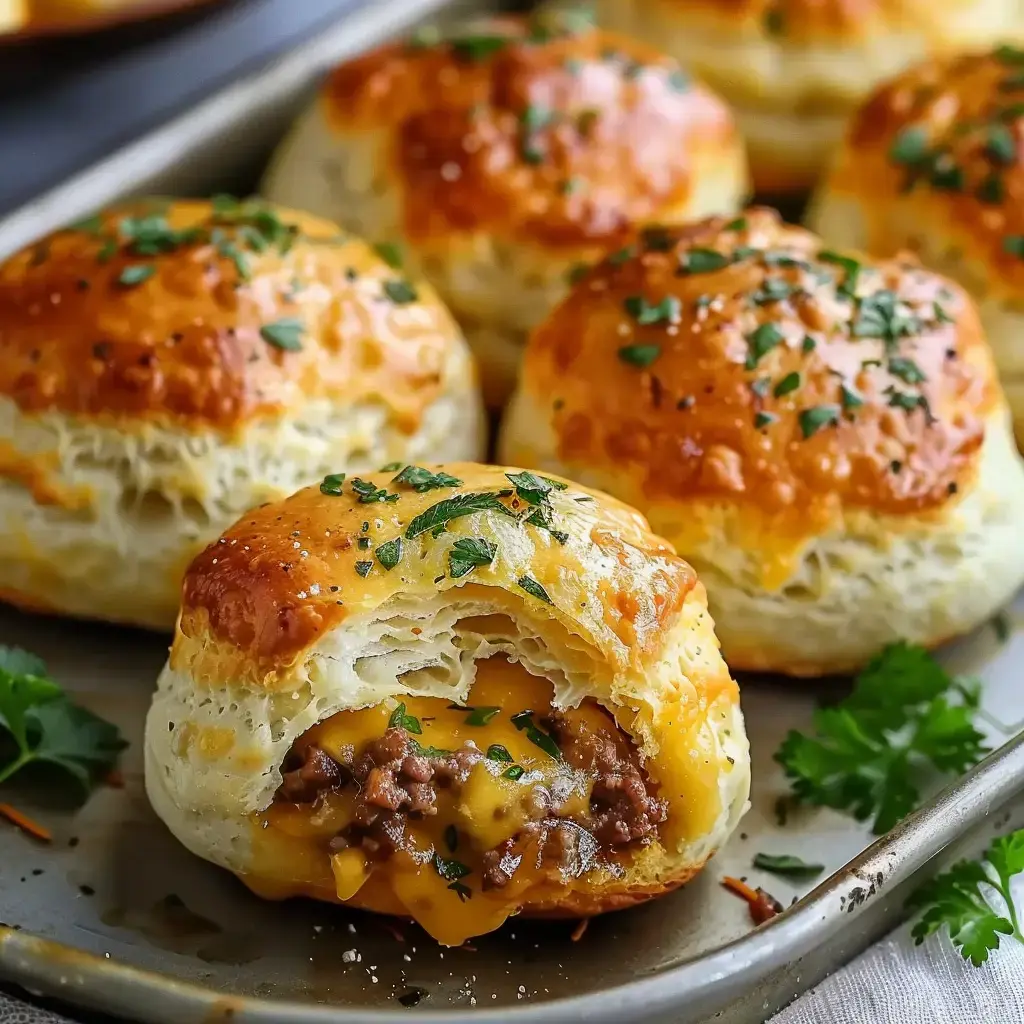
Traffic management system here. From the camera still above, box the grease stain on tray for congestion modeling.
[101,894,262,964]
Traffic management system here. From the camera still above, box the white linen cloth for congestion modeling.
[772,877,1024,1023]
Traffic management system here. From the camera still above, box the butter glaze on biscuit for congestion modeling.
[263,10,747,404]
[0,198,484,628]
[500,208,1024,674]
[811,43,1024,441]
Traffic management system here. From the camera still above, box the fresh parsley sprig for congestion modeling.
[775,643,988,834]
[908,829,1024,966]
[0,647,126,795]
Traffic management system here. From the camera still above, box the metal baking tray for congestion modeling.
[1,3,1024,1022]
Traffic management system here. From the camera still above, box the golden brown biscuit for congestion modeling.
[499,207,1024,675]
[590,0,1024,194]
[810,44,1024,441]
[144,462,749,945]
[0,197,485,629]
[262,9,748,405]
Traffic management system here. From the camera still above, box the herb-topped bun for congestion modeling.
[498,208,1024,676]
[261,9,748,407]
[589,0,1024,195]
[144,462,749,945]
[810,45,1024,442]
[0,198,484,631]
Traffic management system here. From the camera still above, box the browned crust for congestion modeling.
[322,13,740,250]
[177,462,697,678]
[833,47,1024,294]
[0,198,462,433]
[521,207,997,521]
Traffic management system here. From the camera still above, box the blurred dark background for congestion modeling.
[0,0,530,217]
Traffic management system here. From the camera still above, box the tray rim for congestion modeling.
[0,0,453,261]
[4,729,1023,1023]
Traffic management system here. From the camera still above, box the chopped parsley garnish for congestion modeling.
[388,702,422,734]
[517,575,553,604]
[754,411,777,429]
[505,470,566,506]
[977,174,1004,204]
[374,538,403,571]
[320,473,346,496]
[449,34,509,61]
[799,404,840,438]
[677,248,730,274]
[773,372,801,398]
[753,853,825,880]
[566,262,591,285]
[525,505,569,545]
[995,44,1024,65]
[623,295,680,325]
[117,264,155,287]
[521,104,553,133]
[464,706,500,726]
[886,388,928,412]
[607,245,635,265]
[840,385,864,410]
[260,318,304,351]
[392,466,463,492]
[0,646,126,795]
[888,357,926,384]
[1002,235,1024,259]
[383,279,418,304]
[991,611,1011,643]
[405,492,514,539]
[433,852,471,884]
[985,124,1017,164]
[350,478,400,504]
[745,323,785,367]
[802,335,817,353]
[448,537,496,579]
[852,290,920,344]
[373,242,404,269]
[510,710,561,760]
[618,344,661,368]
[444,824,458,852]
[486,743,514,762]
[775,642,988,834]
[818,250,861,297]
[354,561,373,578]
[751,279,793,305]
[503,765,525,781]
[888,126,930,165]
[908,828,1024,966]
[725,217,748,232]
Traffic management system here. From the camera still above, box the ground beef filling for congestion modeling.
[275,711,668,889]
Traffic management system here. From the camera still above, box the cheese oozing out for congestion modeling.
[246,656,670,945]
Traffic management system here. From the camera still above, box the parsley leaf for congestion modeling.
[753,853,825,880]
[505,470,566,507]
[374,538,403,571]
[448,537,496,579]
[392,466,463,492]
[775,643,988,834]
[350,478,399,504]
[517,575,553,604]
[908,829,1024,966]
[0,647,126,795]
[464,706,501,726]
[510,710,561,760]
[260,318,304,351]
[388,702,423,735]
[406,492,514,539]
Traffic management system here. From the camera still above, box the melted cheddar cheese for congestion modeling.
[248,658,666,945]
